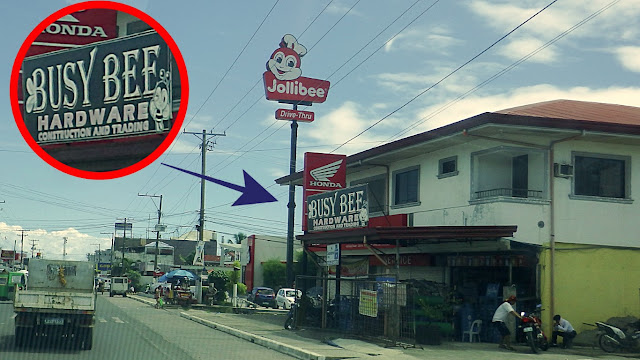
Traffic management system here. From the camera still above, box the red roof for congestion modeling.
[495,99,640,126]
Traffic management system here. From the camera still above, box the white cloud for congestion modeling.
[0,222,110,262]
[498,38,558,63]
[615,47,640,73]
[406,85,640,136]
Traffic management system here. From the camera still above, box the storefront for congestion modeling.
[297,223,539,343]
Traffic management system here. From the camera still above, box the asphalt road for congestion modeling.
[0,294,295,360]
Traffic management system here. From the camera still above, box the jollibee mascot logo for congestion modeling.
[266,34,307,81]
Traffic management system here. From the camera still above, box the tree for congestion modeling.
[262,258,286,290]
[233,232,247,244]
[207,269,229,304]
[125,269,142,291]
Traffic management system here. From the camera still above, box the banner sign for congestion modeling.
[263,34,330,104]
[97,262,111,271]
[1,250,15,260]
[326,243,339,266]
[359,289,378,317]
[307,184,369,232]
[22,31,172,145]
[115,222,133,231]
[275,108,314,122]
[303,152,347,232]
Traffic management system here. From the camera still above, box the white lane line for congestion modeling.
[98,317,107,323]
[112,317,125,323]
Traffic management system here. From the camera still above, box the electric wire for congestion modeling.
[387,0,622,141]
[330,0,559,153]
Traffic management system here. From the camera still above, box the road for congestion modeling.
[0,294,295,360]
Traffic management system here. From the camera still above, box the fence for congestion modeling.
[294,275,453,346]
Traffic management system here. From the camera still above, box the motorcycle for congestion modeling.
[596,321,640,353]
[520,311,549,354]
[284,301,298,330]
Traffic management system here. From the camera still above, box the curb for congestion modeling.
[127,295,326,360]
[179,312,326,360]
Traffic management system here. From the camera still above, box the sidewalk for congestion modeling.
[128,294,634,360]
[129,294,417,360]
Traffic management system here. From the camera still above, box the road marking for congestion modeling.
[112,317,125,323]
[98,317,107,323]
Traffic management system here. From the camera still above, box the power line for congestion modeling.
[387,0,622,141]
[331,0,559,153]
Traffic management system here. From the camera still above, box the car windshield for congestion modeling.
[257,289,274,295]
[285,290,297,297]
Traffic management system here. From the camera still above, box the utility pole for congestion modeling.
[138,193,163,276]
[17,230,29,267]
[30,239,39,258]
[116,218,131,275]
[63,237,68,259]
[183,130,225,242]
[183,129,224,305]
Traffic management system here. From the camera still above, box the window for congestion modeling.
[573,153,629,199]
[351,174,387,214]
[393,166,420,206]
[438,156,458,178]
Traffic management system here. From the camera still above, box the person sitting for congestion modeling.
[551,314,577,348]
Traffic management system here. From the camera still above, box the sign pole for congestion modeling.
[286,104,298,287]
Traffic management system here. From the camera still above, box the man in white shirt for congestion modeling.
[492,295,523,350]
[552,314,577,348]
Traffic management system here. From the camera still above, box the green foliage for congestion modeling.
[207,269,229,303]
[233,233,247,244]
[125,269,142,291]
[226,260,242,285]
[262,258,286,290]
[236,282,247,295]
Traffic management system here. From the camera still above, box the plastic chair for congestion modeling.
[462,320,482,342]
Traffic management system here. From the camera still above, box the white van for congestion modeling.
[110,277,129,297]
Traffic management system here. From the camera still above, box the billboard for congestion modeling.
[262,34,330,105]
[302,152,347,231]
[307,184,369,232]
[21,31,172,146]
[1,250,15,261]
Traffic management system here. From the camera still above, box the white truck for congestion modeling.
[14,259,96,350]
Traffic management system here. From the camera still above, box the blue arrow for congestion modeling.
[161,163,278,206]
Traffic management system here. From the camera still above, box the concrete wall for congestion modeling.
[540,244,640,334]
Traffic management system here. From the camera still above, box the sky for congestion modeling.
[0,0,639,261]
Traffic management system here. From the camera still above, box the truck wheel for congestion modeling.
[110,291,114,297]
[123,292,127,297]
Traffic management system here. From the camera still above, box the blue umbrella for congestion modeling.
[165,269,195,280]
[157,274,168,283]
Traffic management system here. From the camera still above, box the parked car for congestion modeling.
[248,286,277,308]
[276,288,301,309]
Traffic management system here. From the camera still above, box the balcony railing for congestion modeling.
[473,188,543,200]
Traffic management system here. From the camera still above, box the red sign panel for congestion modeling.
[302,152,347,231]
[369,253,432,267]
[262,34,330,104]
[275,108,314,122]
[27,9,118,57]
[263,72,330,104]
[1,250,15,260]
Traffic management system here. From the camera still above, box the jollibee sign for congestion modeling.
[263,34,330,104]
